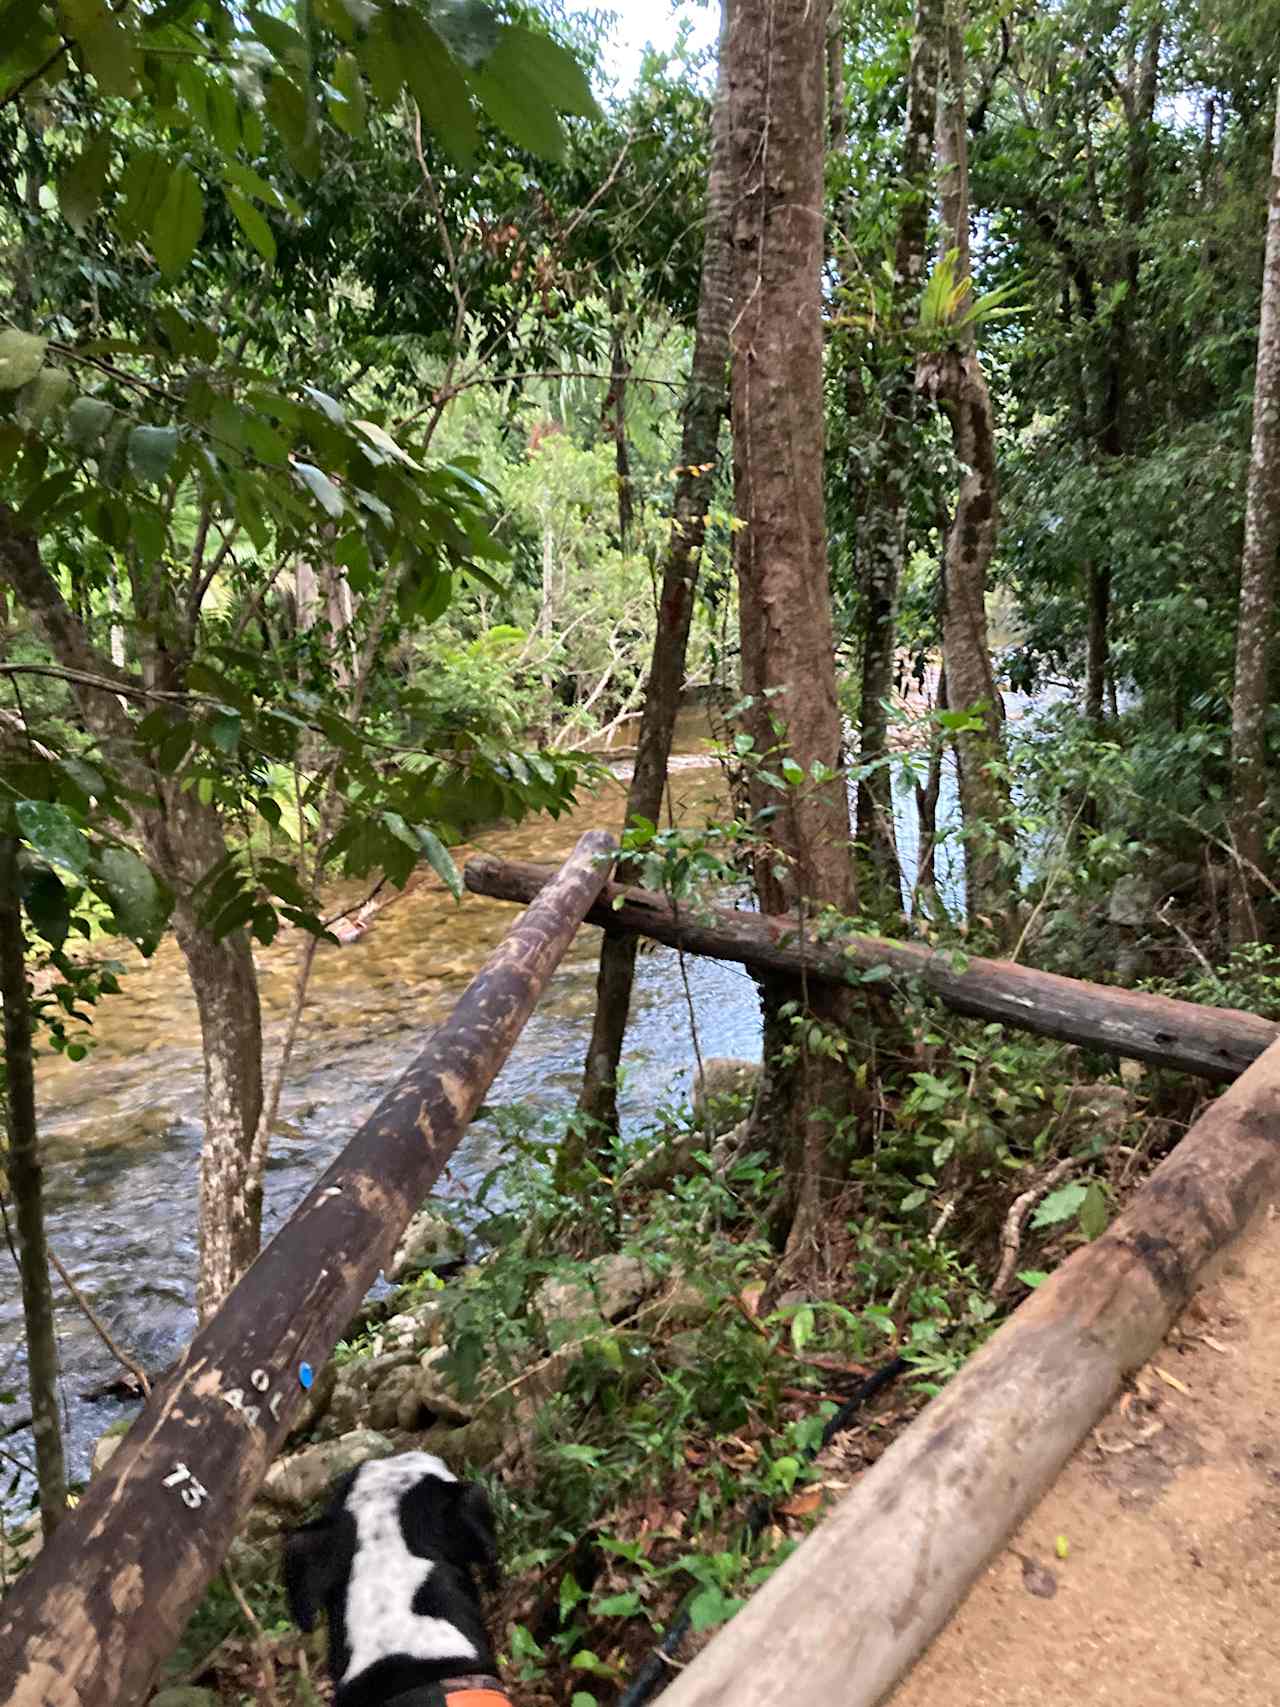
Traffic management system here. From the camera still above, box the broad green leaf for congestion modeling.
[0,331,48,391]
[150,162,204,277]
[353,417,420,469]
[493,24,597,118]
[265,73,320,177]
[226,189,276,264]
[1078,1181,1109,1241]
[15,800,92,876]
[66,395,114,451]
[470,29,571,160]
[1030,1180,1088,1230]
[416,825,462,900]
[23,866,71,949]
[328,50,366,135]
[95,847,172,952]
[359,8,403,104]
[687,1586,743,1633]
[394,10,478,168]
[294,461,345,517]
[248,8,309,71]
[75,14,138,96]
[302,385,344,424]
[58,130,112,232]
[117,148,170,239]
[223,158,302,216]
[17,367,73,426]
[128,424,178,482]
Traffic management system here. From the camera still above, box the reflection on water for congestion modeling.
[1,722,761,1500]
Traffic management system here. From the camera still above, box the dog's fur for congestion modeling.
[284,1451,501,1707]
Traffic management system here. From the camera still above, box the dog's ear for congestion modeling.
[283,1494,355,1634]
[454,1481,499,1590]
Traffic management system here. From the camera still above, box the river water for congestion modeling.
[1,739,764,1506]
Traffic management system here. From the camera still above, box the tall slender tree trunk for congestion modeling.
[0,511,264,1323]
[729,0,858,1251]
[605,284,634,550]
[1229,74,1280,945]
[0,834,67,1537]
[923,4,1010,931]
[852,0,944,906]
[569,13,735,1162]
[1087,7,1163,731]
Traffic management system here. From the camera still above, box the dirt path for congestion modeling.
[890,1204,1280,1706]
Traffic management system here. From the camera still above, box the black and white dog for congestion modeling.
[284,1451,509,1707]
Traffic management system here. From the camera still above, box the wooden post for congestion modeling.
[0,832,615,1707]
[649,1035,1280,1707]
[465,856,1278,1082]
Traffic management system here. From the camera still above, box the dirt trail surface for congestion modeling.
[890,1204,1280,1706]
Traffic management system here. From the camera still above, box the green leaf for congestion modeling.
[265,73,320,177]
[470,24,591,160]
[432,0,498,67]
[58,130,112,232]
[76,13,138,96]
[17,367,73,427]
[22,867,71,949]
[1078,1181,1109,1241]
[150,162,204,278]
[359,7,403,104]
[493,24,598,118]
[687,1586,742,1633]
[117,148,170,239]
[1030,1180,1088,1230]
[128,424,178,483]
[328,50,366,135]
[15,800,92,876]
[394,11,478,168]
[248,8,309,71]
[294,461,345,518]
[66,395,114,450]
[415,825,462,900]
[1016,1269,1049,1289]
[592,1591,641,1618]
[0,331,48,391]
[226,189,276,264]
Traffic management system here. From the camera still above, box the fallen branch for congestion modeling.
[465,857,1279,1083]
[991,1157,1081,1298]
[48,1245,151,1398]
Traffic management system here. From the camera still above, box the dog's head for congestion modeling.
[284,1451,501,1707]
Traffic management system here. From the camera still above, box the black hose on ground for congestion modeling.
[613,1354,910,1707]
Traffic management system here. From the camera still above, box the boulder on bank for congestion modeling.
[533,1252,652,1334]
[692,1057,761,1135]
[259,1428,395,1513]
[389,1211,465,1283]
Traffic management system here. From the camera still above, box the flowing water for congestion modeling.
[1,724,762,1506]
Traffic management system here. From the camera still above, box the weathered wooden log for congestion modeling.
[464,856,1278,1082]
[654,1034,1280,1707]
[0,831,616,1707]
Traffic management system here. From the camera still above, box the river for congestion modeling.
[1,733,765,1508]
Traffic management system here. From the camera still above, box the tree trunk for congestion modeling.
[1084,561,1110,732]
[1229,74,1280,945]
[570,14,734,1159]
[605,283,634,549]
[0,834,67,1538]
[728,0,858,1247]
[0,509,265,1323]
[469,855,1279,1084]
[923,5,1010,933]
[852,0,944,905]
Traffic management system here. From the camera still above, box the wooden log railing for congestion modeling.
[0,831,616,1707]
[654,1033,1280,1707]
[465,856,1278,1082]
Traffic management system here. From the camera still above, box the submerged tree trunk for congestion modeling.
[570,16,734,1162]
[923,5,1010,932]
[0,834,67,1537]
[729,0,859,1249]
[852,0,944,907]
[1229,75,1280,944]
[0,510,265,1323]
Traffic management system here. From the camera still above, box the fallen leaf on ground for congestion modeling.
[1197,1335,1232,1354]
[778,1488,823,1518]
